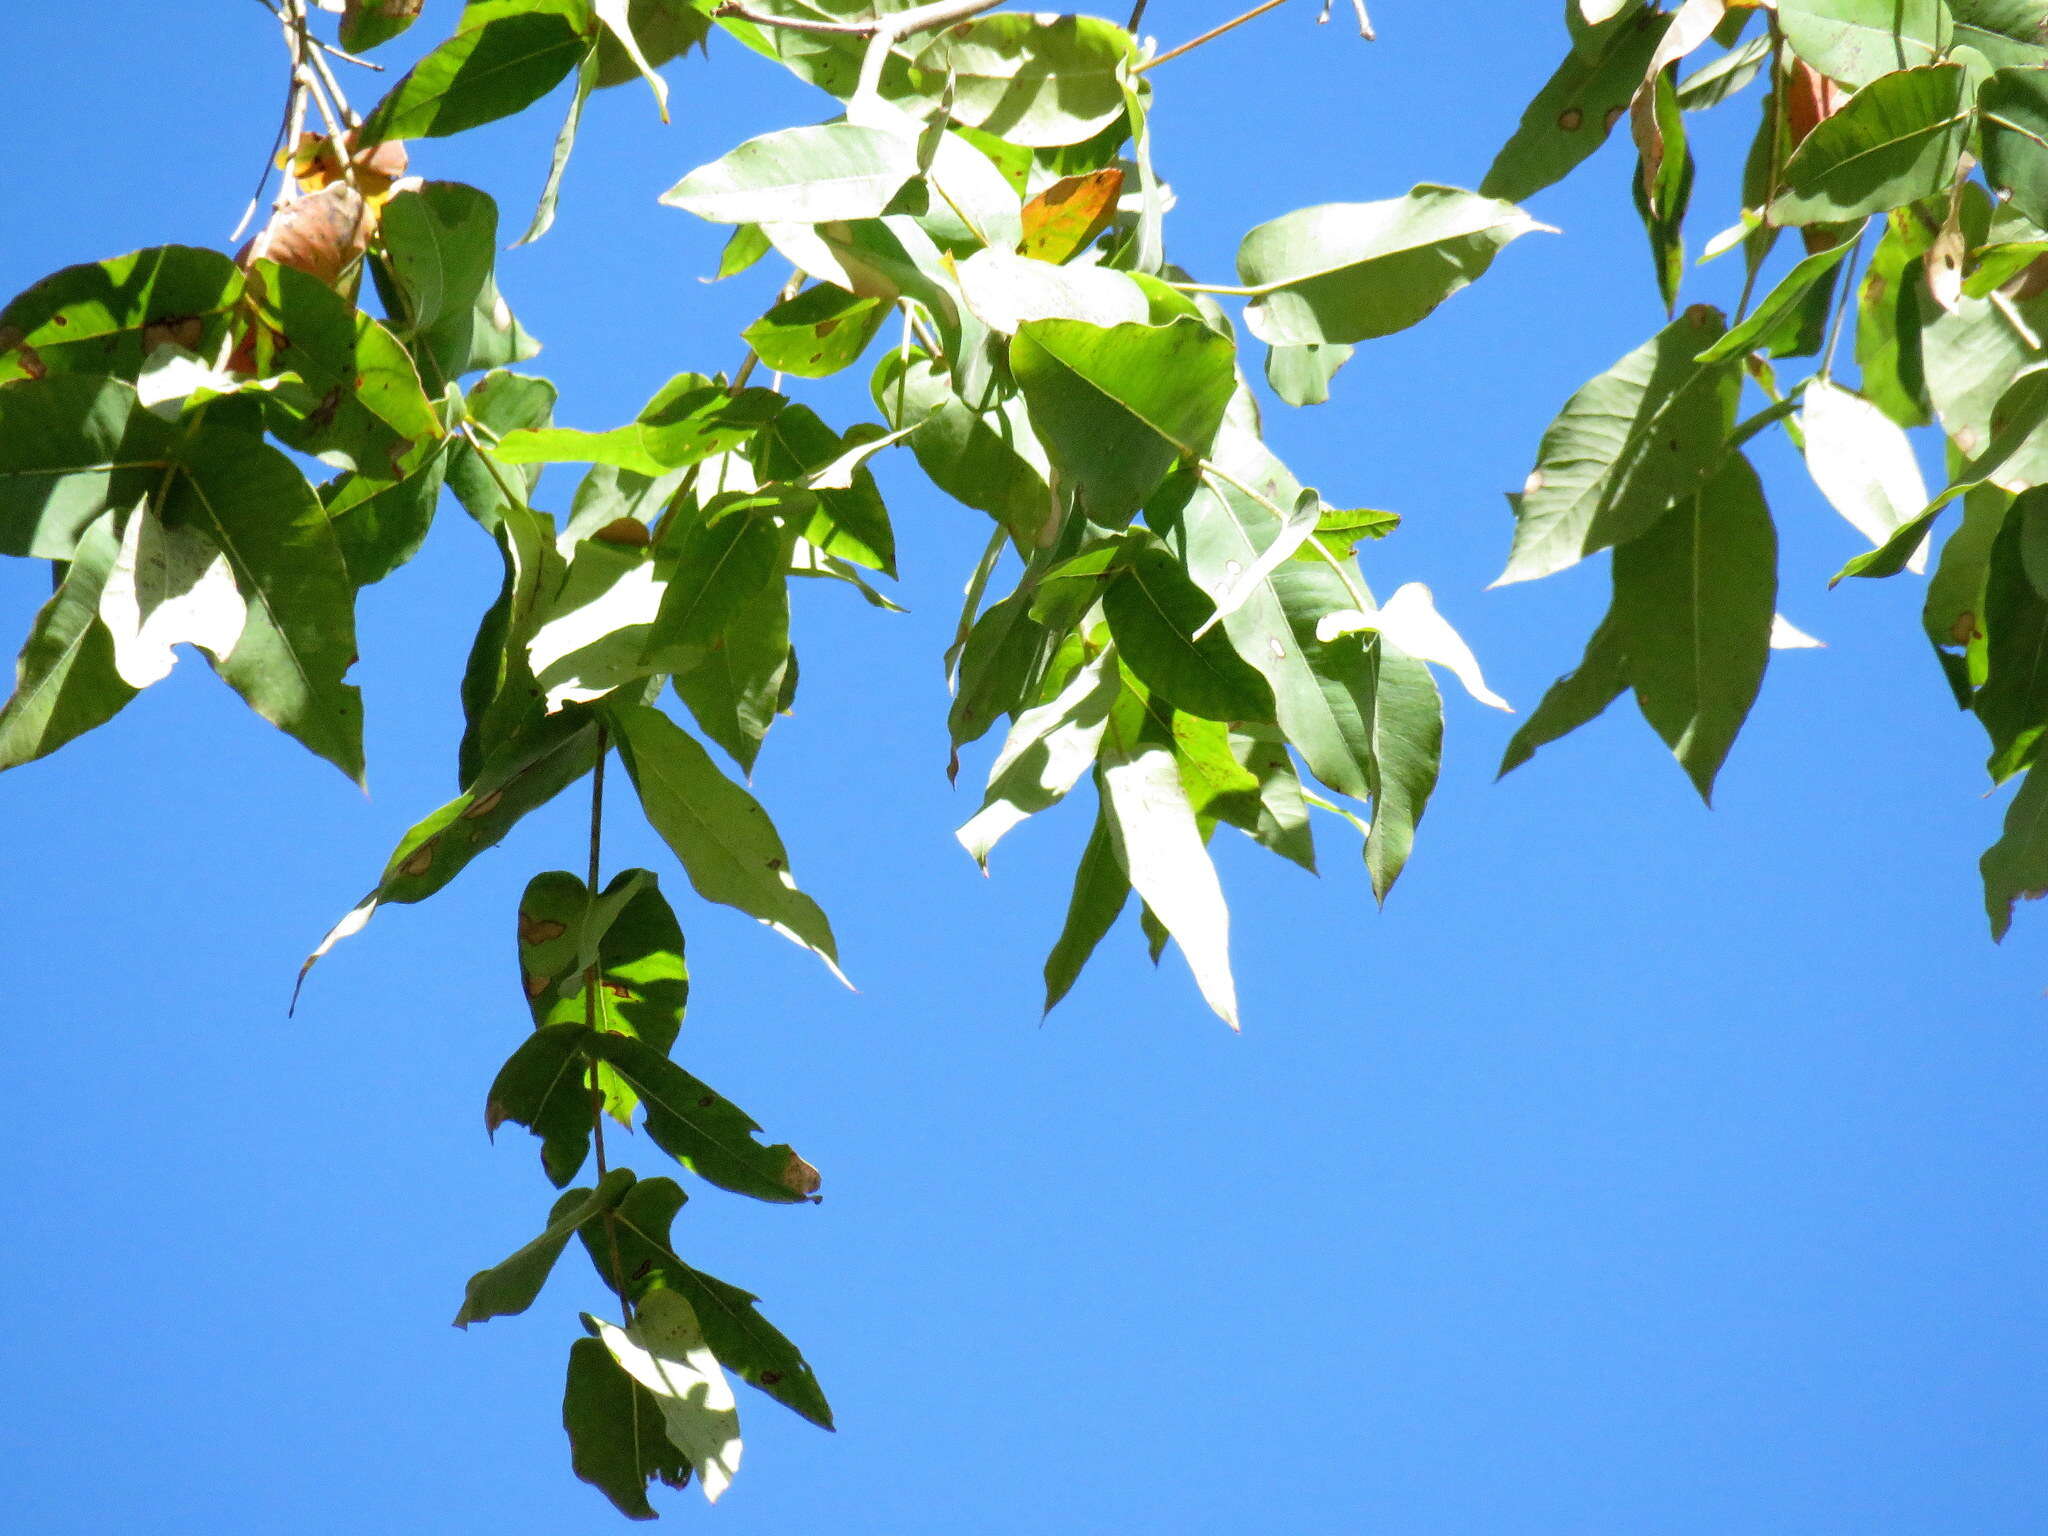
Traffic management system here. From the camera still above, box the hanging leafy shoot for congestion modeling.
[15,0,2048,1516]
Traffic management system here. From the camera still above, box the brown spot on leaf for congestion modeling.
[1683,303,1717,330]
[518,911,568,946]
[815,318,842,337]
[400,839,437,878]
[602,979,631,999]
[781,1152,822,1198]
[463,788,505,819]
[593,517,650,547]
[1952,611,1980,646]
[1557,106,1584,131]
[143,315,205,354]
[697,1095,716,1108]
[523,972,550,1000]
[485,1099,508,1136]
[759,1370,782,1385]
[1603,104,1626,133]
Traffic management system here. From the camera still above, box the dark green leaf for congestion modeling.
[1480,6,1671,203]
[1365,638,1443,901]
[644,489,800,665]
[1677,35,1772,109]
[588,1289,740,1502]
[563,1335,692,1520]
[1612,452,1777,803]
[486,1022,598,1187]
[1857,207,1935,426]
[323,440,450,588]
[750,406,896,574]
[672,577,792,775]
[1499,612,1629,778]
[341,0,424,54]
[359,0,591,142]
[948,590,1045,752]
[1630,67,1693,314]
[374,182,541,387]
[1983,759,2048,936]
[1042,796,1130,1014]
[1499,307,1740,585]
[872,350,1050,542]
[1981,66,2048,231]
[1952,1,2048,67]
[1221,723,1316,872]
[1976,486,2048,779]
[1011,318,1234,526]
[1103,544,1276,724]
[0,375,175,559]
[0,513,136,770]
[454,1170,636,1328]
[1769,65,1969,226]
[1698,238,1857,362]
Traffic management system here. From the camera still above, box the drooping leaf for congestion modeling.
[1264,342,1355,407]
[947,590,1045,753]
[642,489,801,672]
[1237,186,1547,348]
[575,1176,834,1427]
[1800,377,1933,567]
[1481,5,1672,203]
[958,645,1118,864]
[0,245,244,386]
[0,375,175,559]
[1364,637,1444,902]
[1498,306,1739,585]
[1980,66,2048,231]
[1102,543,1276,724]
[454,1170,637,1328]
[563,1335,693,1520]
[663,124,919,225]
[608,703,847,982]
[0,513,136,769]
[342,0,425,53]
[1976,486,2048,779]
[1923,480,2007,691]
[592,1290,741,1503]
[1611,451,1777,803]
[526,538,667,709]
[593,1031,822,1204]
[1222,723,1316,872]
[1777,0,1954,87]
[1698,236,1858,364]
[749,406,896,574]
[872,350,1050,542]
[956,248,1150,334]
[1041,796,1131,1014]
[909,14,1134,147]
[1982,758,2048,937]
[1768,65,1969,226]
[1011,317,1234,526]
[1676,34,1772,109]
[595,0,712,88]
[374,182,541,387]
[517,44,601,246]
[486,1022,599,1187]
[1629,64,1693,313]
[671,577,792,775]
[359,0,592,142]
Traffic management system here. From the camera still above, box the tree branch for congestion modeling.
[710,0,1006,40]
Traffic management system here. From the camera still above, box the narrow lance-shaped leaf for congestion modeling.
[1480,6,1672,204]
[453,1170,637,1328]
[1365,637,1444,903]
[1499,613,1630,778]
[517,44,601,246]
[958,645,1119,864]
[1102,543,1276,724]
[1498,306,1738,586]
[608,703,847,983]
[1042,795,1131,1015]
[1698,237,1857,363]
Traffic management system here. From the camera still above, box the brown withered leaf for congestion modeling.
[241,184,372,288]
[282,129,411,203]
[1018,169,1123,265]
[781,1151,822,1200]
[1785,59,1844,150]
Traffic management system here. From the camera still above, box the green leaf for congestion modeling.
[1830,504,1946,583]
[454,1170,636,1328]
[0,245,244,386]
[342,0,425,53]
[517,44,601,246]
[495,375,785,476]
[1980,66,2048,231]
[908,14,1134,147]
[593,1032,822,1203]
[956,248,1150,334]
[323,441,451,588]
[1264,342,1355,407]
[1697,236,1857,363]
[1481,6,1672,203]
[1630,63,1693,314]
[359,0,592,142]
[1011,318,1234,525]
[1677,34,1772,109]
[168,426,364,783]
[592,1290,741,1503]
[958,645,1118,864]
[1498,611,1629,778]
[448,369,560,532]
[742,283,889,379]
[715,224,772,280]
[1611,451,1778,803]
[1041,797,1130,1014]
[526,539,667,710]
[608,703,846,981]
[486,1022,599,1187]
[1857,207,1935,427]
[1777,0,1954,87]
[642,489,800,670]
[672,576,792,775]
[563,1335,693,1519]
[1169,434,1378,800]
[294,710,601,1005]
[1221,723,1316,872]
[1976,486,2048,778]
[0,375,175,559]
[1237,185,1546,348]
[872,349,1050,542]
[1498,307,1740,585]
[1768,65,1969,226]
[1923,480,2006,685]
[1365,638,1443,901]
[592,0,670,114]
[577,1177,834,1428]
[0,513,136,769]
[662,124,918,224]
[1103,543,1276,724]
[947,590,1045,753]
[1098,698,1239,1028]
[750,406,896,574]
[1952,1,2048,67]
[460,498,567,780]
[1982,758,2048,936]
[374,182,541,387]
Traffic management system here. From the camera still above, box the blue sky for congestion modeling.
[4,3,2046,1532]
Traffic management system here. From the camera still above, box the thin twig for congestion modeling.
[1135,0,1294,75]
[711,0,1004,38]
[579,726,634,1326]
[1126,0,1149,31]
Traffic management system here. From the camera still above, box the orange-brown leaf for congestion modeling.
[1018,169,1123,265]
[241,184,372,288]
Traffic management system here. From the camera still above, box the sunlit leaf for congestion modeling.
[1768,65,1969,226]
[0,245,244,386]
[0,375,174,559]
[495,374,785,475]
[0,513,135,770]
[1799,377,1932,569]
[1777,0,1954,87]
[742,283,889,379]
[909,14,1134,147]
[1481,6,1672,203]
[374,182,541,387]
[1103,542,1276,724]
[958,645,1118,864]
[1019,169,1123,263]
[1364,637,1443,902]
[593,1290,741,1503]
[663,124,919,224]
[1041,797,1130,1014]
[563,1335,693,1519]
[359,0,592,142]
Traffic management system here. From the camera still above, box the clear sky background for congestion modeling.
[4,3,2046,1532]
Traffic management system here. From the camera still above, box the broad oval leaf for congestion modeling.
[594,1290,742,1503]
[0,375,175,559]
[1768,65,1969,225]
[955,248,1150,334]
[909,15,1135,147]
[1777,0,1955,87]
[662,123,919,225]
[1237,185,1546,347]
[359,0,591,142]
[0,245,244,386]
